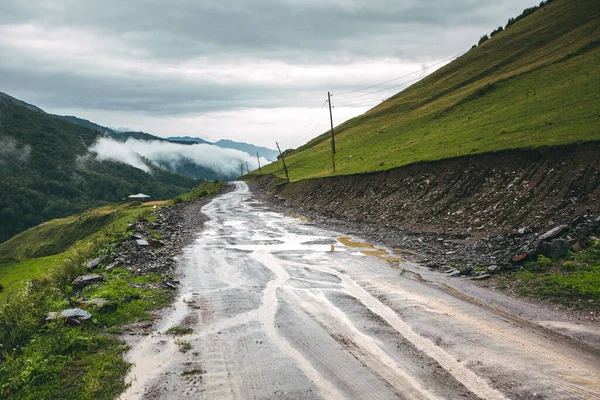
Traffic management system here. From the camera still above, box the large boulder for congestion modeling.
[535,239,569,259]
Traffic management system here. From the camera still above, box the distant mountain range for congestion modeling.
[167,137,279,161]
[50,115,279,162]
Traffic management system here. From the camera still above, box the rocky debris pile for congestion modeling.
[251,180,600,278]
[509,216,600,265]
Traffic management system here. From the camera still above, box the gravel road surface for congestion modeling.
[122,182,600,399]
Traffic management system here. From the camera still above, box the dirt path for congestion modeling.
[121,182,600,399]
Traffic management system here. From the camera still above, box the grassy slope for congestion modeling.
[0,202,155,303]
[257,0,600,181]
[0,181,223,398]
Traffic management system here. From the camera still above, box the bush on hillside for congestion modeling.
[478,34,489,45]
[490,26,504,37]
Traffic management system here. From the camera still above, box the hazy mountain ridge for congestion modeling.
[0,93,198,242]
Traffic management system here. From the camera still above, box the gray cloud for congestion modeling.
[0,136,31,164]
[0,0,536,143]
[89,137,267,176]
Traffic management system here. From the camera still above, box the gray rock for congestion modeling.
[72,274,104,288]
[46,308,92,325]
[535,239,569,259]
[487,265,502,274]
[105,262,119,271]
[147,238,166,247]
[131,232,144,240]
[85,255,106,271]
[539,225,568,241]
[470,274,492,281]
[136,239,150,246]
[448,270,462,277]
[460,266,473,276]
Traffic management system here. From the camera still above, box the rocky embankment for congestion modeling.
[251,143,600,274]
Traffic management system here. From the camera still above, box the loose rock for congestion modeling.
[85,255,106,271]
[72,274,104,288]
[470,274,492,281]
[539,225,568,241]
[487,265,502,274]
[45,308,92,325]
[535,239,569,259]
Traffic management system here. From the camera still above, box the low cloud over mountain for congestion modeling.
[89,137,267,178]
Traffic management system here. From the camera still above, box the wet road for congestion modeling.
[123,182,600,399]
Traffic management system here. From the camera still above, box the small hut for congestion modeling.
[128,193,151,202]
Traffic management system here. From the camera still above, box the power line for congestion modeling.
[336,97,388,108]
[333,52,465,99]
[287,100,327,144]
[334,74,432,102]
[290,113,329,149]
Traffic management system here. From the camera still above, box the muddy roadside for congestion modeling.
[113,183,235,343]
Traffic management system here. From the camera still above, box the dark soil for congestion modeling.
[250,143,600,269]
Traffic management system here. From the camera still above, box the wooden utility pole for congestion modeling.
[240,163,244,176]
[328,91,336,171]
[256,152,261,171]
[246,161,249,174]
[275,142,290,181]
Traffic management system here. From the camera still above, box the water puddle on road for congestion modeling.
[337,237,406,263]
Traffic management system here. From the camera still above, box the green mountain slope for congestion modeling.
[257,0,600,181]
[0,93,197,243]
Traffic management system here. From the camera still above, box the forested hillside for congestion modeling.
[0,94,197,242]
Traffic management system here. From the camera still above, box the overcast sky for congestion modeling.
[0,0,535,149]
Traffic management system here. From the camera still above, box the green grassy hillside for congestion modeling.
[0,202,152,303]
[257,0,600,181]
[0,93,198,243]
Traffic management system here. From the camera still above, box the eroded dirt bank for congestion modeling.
[252,143,599,266]
[260,143,600,240]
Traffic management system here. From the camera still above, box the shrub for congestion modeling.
[490,26,504,37]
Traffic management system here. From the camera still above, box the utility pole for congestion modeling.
[328,91,336,172]
[275,142,290,181]
[256,152,261,171]
[240,163,244,177]
[246,161,249,174]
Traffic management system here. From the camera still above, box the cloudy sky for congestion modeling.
[0,0,534,149]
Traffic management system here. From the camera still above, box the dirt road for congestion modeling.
[122,182,600,399]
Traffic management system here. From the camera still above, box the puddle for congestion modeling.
[360,249,388,257]
[337,237,375,248]
[339,237,406,263]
